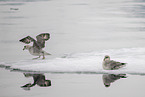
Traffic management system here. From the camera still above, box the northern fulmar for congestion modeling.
[19,33,51,59]
[102,55,126,70]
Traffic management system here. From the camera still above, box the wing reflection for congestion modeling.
[21,73,51,90]
[102,74,127,87]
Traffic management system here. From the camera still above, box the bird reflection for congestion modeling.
[102,74,127,87]
[21,73,51,90]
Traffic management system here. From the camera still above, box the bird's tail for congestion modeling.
[113,63,126,70]
[117,74,127,78]
[43,51,51,55]
[121,63,127,66]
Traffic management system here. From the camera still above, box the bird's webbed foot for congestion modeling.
[42,56,45,59]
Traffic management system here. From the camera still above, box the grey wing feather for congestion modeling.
[36,33,50,48]
[19,36,35,44]
[37,33,50,41]
[109,60,124,69]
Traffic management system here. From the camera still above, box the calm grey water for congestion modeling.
[1,0,145,97]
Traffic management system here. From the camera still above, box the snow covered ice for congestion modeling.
[1,47,145,75]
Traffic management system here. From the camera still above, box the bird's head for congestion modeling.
[104,83,111,87]
[104,55,110,61]
[23,45,31,50]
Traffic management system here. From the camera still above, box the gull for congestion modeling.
[19,33,51,59]
[102,55,126,70]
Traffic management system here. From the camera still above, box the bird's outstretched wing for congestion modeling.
[19,36,35,44]
[36,33,50,48]
[109,60,126,69]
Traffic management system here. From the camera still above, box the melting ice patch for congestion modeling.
[1,47,145,75]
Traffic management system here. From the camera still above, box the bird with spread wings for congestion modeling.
[19,33,51,59]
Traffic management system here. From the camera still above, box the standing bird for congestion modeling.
[19,33,51,59]
[102,55,126,70]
